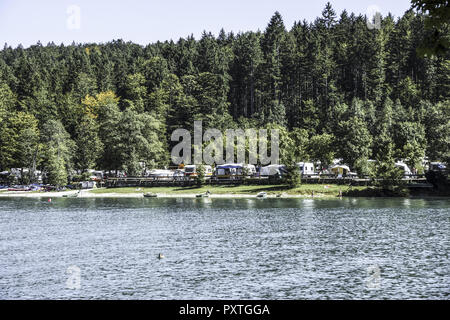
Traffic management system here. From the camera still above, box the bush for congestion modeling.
[72,171,91,182]
[372,142,405,192]
[344,186,409,197]
[196,164,206,187]
[354,157,371,177]
[283,162,301,187]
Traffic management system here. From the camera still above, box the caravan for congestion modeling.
[184,165,213,179]
[148,169,174,180]
[297,162,315,176]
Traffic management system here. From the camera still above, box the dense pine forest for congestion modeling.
[0,3,449,185]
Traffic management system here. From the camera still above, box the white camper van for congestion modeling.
[297,162,315,176]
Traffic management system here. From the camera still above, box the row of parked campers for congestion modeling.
[182,164,257,180]
[259,163,315,176]
[215,164,257,179]
[144,162,316,180]
[147,163,315,180]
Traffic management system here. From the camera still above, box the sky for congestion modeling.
[0,0,413,48]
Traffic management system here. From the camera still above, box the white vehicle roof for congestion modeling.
[150,169,173,174]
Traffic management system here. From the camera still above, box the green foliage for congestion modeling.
[74,115,103,172]
[40,119,75,185]
[307,133,335,170]
[336,116,373,168]
[45,149,68,187]
[116,109,167,175]
[289,128,309,162]
[353,157,372,177]
[72,171,92,182]
[0,112,40,181]
[97,102,122,171]
[195,164,206,187]
[373,142,405,191]
[283,161,301,187]
[411,0,450,56]
[0,81,16,112]
[424,100,450,163]
[0,5,448,185]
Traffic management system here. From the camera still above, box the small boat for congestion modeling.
[196,191,211,198]
[63,192,79,198]
[196,193,209,198]
[256,192,267,198]
[144,192,158,198]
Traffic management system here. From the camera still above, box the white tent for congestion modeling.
[260,164,286,176]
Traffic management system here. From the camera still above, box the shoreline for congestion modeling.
[0,189,448,199]
[0,190,332,199]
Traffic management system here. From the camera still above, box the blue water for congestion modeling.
[0,197,449,299]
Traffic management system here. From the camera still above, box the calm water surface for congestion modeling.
[0,197,449,299]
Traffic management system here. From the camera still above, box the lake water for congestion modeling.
[0,197,449,299]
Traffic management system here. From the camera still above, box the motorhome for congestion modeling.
[148,169,174,180]
[184,165,213,179]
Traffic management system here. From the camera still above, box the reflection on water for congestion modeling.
[0,197,448,299]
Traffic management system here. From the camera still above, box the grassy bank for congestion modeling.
[90,184,366,196]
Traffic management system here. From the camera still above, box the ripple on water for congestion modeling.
[0,197,449,299]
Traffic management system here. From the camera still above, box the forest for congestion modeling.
[0,3,449,186]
